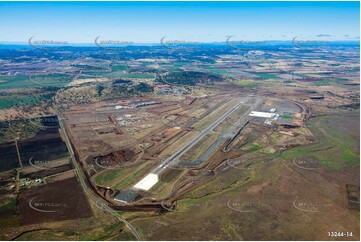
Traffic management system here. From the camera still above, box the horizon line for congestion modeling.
[0,39,360,46]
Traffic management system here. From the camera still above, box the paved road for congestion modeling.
[152,96,256,175]
[58,115,142,241]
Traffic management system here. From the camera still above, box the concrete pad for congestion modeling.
[133,173,159,191]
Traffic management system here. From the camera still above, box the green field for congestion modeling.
[255,73,280,79]
[313,79,333,86]
[111,65,128,71]
[0,74,72,89]
[280,115,293,119]
[95,163,151,189]
[83,71,155,79]
[313,77,348,86]
[201,66,229,76]
[0,76,30,89]
[281,113,359,170]
[0,196,16,213]
[248,144,262,152]
[234,79,259,88]
[0,96,49,109]
[113,164,151,189]
[0,196,18,229]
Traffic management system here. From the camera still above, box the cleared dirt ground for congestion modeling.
[18,176,92,225]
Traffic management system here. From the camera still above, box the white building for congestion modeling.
[249,111,276,118]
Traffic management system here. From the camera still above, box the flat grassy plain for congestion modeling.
[201,66,229,76]
[0,74,73,89]
[0,74,72,109]
[0,76,30,89]
[281,112,359,170]
[0,96,46,109]
[94,162,153,190]
[234,79,259,88]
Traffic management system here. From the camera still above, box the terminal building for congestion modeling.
[249,111,279,119]
[114,189,139,204]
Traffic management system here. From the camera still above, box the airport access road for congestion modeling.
[58,115,142,241]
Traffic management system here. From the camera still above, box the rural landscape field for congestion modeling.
[0,1,359,241]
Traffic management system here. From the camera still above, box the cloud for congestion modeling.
[315,34,332,37]
[344,34,359,39]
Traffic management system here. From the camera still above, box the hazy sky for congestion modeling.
[0,1,359,43]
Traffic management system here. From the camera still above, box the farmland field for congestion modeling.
[255,73,280,79]
[0,96,49,109]
[0,74,73,89]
